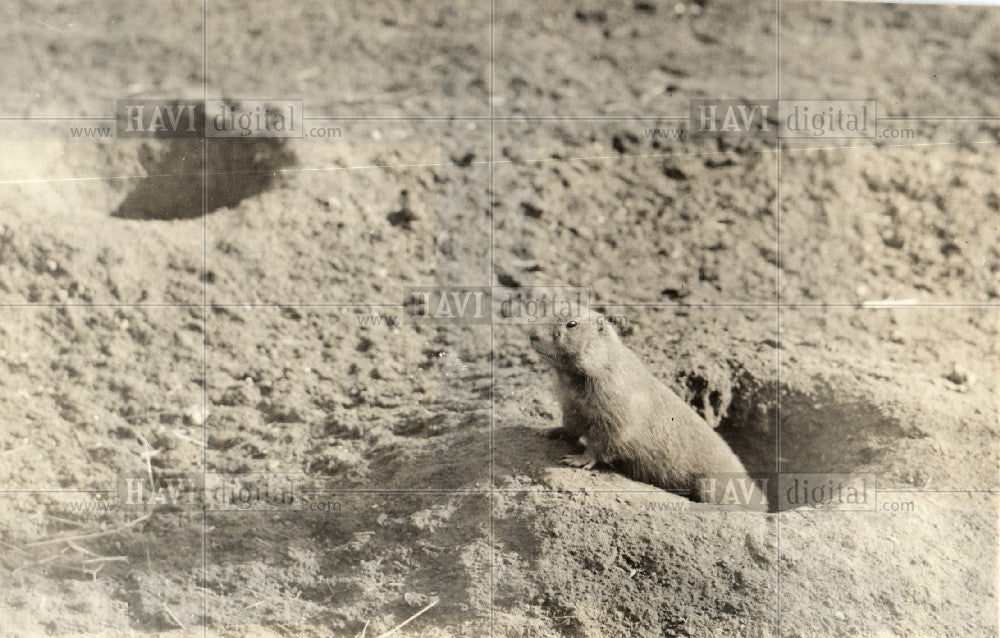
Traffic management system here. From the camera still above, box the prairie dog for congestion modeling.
[531,318,763,507]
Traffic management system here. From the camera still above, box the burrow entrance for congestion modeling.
[682,369,904,512]
[113,138,296,220]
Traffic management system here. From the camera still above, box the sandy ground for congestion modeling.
[0,1,998,637]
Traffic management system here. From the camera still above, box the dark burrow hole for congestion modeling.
[686,371,904,512]
[113,137,296,220]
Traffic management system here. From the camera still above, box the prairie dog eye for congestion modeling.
[565,321,578,328]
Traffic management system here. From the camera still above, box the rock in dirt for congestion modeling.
[387,189,419,230]
[520,201,544,219]
[611,132,639,153]
[574,9,608,23]
[387,208,419,230]
[497,272,522,288]
[945,363,976,387]
[451,151,476,167]
[663,165,687,180]
[183,404,209,426]
[660,284,689,299]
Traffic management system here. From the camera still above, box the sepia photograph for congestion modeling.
[0,0,997,636]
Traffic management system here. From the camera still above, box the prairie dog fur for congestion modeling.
[530,317,763,507]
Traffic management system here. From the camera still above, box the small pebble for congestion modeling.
[945,363,975,387]
[184,404,209,426]
[404,592,435,607]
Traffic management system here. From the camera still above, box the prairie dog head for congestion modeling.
[530,317,622,375]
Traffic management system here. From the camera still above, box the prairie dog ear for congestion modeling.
[592,318,613,340]
[602,319,622,341]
